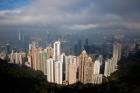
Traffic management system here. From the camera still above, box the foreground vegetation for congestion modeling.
[0,50,140,93]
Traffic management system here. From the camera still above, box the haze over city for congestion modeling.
[0,0,140,45]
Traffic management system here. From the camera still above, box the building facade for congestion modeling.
[54,61,63,84]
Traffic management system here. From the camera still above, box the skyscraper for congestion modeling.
[31,42,37,70]
[64,55,70,82]
[83,57,94,84]
[42,49,48,75]
[68,61,77,84]
[104,58,116,77]
[36,47,42,71]
[64,55,77,84]
[27,55,32,67]
[6,43,10,54]
[46,46,53,58]
[37,48,48,74]
[92,74,103,84]
[53,41,61,61]
[113,42,122,65]
[47,58,55,83]
[93,55,103,74]
[54,61,63,84]
[18,31,21,41]
[79,50,94,83]
[10,51,26,65]
[60,53,66,81]
[79,50,88,83]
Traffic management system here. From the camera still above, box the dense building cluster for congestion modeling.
[4,40,123,85]
[0,39,140,85]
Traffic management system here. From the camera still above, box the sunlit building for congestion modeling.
[79,50,94,84]
[47,58,55,83]
[93,55,103,74]
[53,41,61,61]
[83,57,94,84]
[79,50,89,83]
[54,61,63,84]
[46,46,53,58]
[66,55,77,84]
[30,42,38,70]
[104,58,116,77]
[10,51,26,65]
[92,74,103,84]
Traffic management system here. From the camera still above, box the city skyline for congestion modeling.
[7,39,123,85]
[0,0,140,52]
[0,1,140,93]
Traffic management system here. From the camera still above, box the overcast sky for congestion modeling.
[0,0,140,32]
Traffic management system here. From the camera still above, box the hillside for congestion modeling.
[0,59,48,93]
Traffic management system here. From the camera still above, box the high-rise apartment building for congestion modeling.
[46,46,53,58]
[113,42,122,65]
[93,55,103,74]
[47,58,55,83]
[10,51,26,64]
[92,74,103,84]
[79,50,88,83]
[53,41,61,61]
[68,56,77,84]
[104,58,116,77]
[79,50,94,84]
[64,55,70,82]
[54,61,63,84]
[64,55,77,84]
[68,61,77,84]
[30,42,37,70]
[37,48,48,75]
[83,57,94,84]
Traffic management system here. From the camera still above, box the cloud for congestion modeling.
[0,9,21,16]
[0,0,140,32]
[63,24,99,30]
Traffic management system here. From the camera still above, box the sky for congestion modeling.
[0,0,140,34]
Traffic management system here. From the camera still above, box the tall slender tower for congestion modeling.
[18,31,21,41]
[113,42,122,65]
[31,42,37,70]
[54,61,63,84]
[68,61,77,84]
[53,41,61,61]
[79,50,88,83]
[47,58,55,83]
